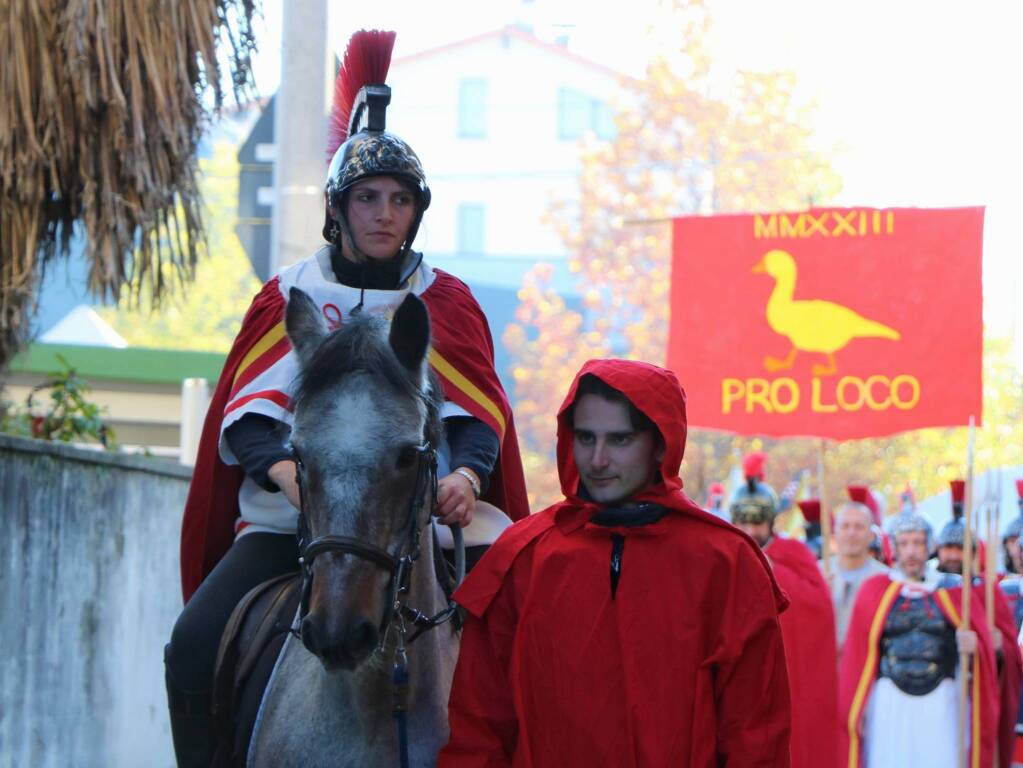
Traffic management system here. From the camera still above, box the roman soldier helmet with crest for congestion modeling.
[998,480,1023,574]
[1004,480,1023,543]
[798,498,823,559]
[729,452,779,525]
[937,479,971,549]
[322,30,431,260]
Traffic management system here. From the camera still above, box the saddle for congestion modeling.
[211,570,301,768]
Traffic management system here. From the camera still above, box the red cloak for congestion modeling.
[975,580,1023,768]
[765,537,839,768]
[440,359,792,767]
[839,573,999,768]
[179,268,528,602]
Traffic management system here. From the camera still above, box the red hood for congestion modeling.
[556,359,688,504]
[450,358,791,622]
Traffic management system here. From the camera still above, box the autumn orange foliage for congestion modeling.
[505,4,843,509]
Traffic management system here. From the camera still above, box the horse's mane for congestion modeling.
[293,313,443,446]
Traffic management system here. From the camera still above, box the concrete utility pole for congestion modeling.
[271,0,332,271]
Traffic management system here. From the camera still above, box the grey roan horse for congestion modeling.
[247,288,461,767]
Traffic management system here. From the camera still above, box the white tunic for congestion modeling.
[863,571,966,768]
[219,249,470,537]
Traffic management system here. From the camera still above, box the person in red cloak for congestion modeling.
[999,481,1023,765]
[164,30,528,768]
[704,481,728,520]
[438,359,791,767]
[934,480,1023,768]
[730,454,839,768]
[839,511,999,768]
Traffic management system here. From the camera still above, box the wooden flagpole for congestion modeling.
[818,439,832,583]
[986,473,997,636]
[958,415,976,768]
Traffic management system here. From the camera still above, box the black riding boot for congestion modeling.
[165,646,216,768]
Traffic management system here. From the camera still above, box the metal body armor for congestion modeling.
[878,592,957,696]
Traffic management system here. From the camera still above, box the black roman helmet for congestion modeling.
[322,30,431,260]
[936,479,969,549]
[729,452,779,525]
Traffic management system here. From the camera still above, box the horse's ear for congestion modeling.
[285,287,329,368]
[389,294,431,372]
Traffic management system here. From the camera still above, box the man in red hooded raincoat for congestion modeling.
[439,359,792,767]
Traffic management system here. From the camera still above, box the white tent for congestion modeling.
[39,305,127,348]
[917,465,1023,540]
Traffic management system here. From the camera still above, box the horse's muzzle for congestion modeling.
[300,612,379,671]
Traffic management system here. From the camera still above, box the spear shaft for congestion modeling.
[958,416,976,768]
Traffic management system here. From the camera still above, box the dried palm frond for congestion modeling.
[0,0,259,367]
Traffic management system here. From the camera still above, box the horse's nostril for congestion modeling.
[345,618,379,661]
[300,616,322,657]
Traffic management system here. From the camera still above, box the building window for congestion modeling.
[457,204,485,255]
[458,79,488,139]
[593,101,616,140]
[558,87,616,141]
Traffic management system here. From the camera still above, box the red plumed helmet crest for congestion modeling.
[847,484,869,505]
[847,484,881,526]
[742,452,767,481]
[950,479,965,504]
[1016,479,1023,499]
[327,29,397,161]
[798,499,822,523]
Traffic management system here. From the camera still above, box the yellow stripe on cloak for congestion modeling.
[847,579,902,768]
[428,348,506,439]
[233,322,287,387]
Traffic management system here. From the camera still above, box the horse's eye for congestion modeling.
[395,445,417,470]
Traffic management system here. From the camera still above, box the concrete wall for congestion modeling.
[0,435,189,768]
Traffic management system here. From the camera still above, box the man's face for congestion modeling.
[572,394,662,506]
[835,506,873,559]
[937,544,964,574]
[894,531,929,580]
[736,520,773,548]
[1007,536,1022,573]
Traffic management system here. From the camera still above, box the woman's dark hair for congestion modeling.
[566,374,659,436]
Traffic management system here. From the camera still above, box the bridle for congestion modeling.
[291,439,463,643]
[288,437,464,768]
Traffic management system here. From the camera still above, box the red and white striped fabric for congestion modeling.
[221,248,440,537]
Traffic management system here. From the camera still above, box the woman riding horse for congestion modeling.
[165,30,528,767]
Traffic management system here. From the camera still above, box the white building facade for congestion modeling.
[386,26,626,272]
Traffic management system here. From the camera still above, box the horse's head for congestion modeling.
[285,288,442,671]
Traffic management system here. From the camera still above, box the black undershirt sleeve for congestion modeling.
[223,413,293,493]
[444,415,499,495]
[225,412,499,496]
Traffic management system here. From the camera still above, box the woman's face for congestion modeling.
[339,176,417,261]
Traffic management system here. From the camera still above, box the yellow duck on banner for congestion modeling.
[753,249,901,376]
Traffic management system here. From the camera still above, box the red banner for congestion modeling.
[666,207,983,440]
